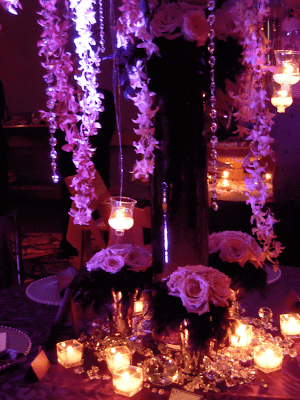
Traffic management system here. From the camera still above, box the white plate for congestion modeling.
[266,264,282,284]
[0,326,32,371]
[26,275,62,306]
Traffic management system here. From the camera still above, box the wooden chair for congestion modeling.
[65,170,111,269]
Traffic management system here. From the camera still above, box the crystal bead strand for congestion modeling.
[207,0,218,211]
[99,0,105,54]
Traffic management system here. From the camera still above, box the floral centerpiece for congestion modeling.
[151,265,232,351]
[74,244,153,320]
[208,230,267,292]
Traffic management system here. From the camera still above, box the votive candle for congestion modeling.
[280,313,300,337]
[56,339,83,368]
[105,345,132,374]
[253,344,283,373]
[230,322,253,348]
[112,365,143,397]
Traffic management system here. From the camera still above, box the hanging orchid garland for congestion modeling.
[68,0,104,225]
[0,0,21,14]
[117,0,159,182]
[230,0,283,267]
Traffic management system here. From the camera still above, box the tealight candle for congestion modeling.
[112,365,143,397]
[280,313,300,338]
[105,345,132,374]
[56,339,83,368]
[253,344,283,373]
[109,208,134,231]
[230,322,253,348]
[134,300,144,315]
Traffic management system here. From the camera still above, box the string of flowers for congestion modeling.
[117,0,159,182]
[68,0,104,225]
[37,0,79,185]
[0,0,21,14]
[230,0,283,267]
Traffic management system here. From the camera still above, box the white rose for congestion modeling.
[167,268,187,295]
[100,255,125,274]
[182,8,209,46]
[219,236,250,267]
[86,248,112,272]
[150,3,183,40]
[209,232,224,254]
[201,267,231,307]
[124,245,152,272]
[179,272,210,316]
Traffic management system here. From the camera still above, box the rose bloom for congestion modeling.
[124,245,152,272]
[150,3,183,40]
[219,236,251,267]
[201,267,231,307]
[86,248,112,272]
[100,255,125,274]
[167,268,187,295]
[182,8,209,46]
[179,272,210,316]
[208,232,223,254]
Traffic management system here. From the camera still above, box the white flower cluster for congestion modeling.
[86,244,152,274]
[209,230,266,268]
[167,265,231,316]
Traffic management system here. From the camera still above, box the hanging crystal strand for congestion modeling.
[207,0,218,211]
[99,0,105,54]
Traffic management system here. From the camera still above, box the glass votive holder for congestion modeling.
[108,196,137,236]
[280,313,300,338]
[230,321,253,348]
[253,343,283,373]
[56,339,84,368]
[112,365,143,397]
[105,345,132,374]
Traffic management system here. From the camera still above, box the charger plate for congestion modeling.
[0,326,32,371]
[266,264,281,285]
[26,275,62,306]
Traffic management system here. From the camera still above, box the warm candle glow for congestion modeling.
[223,170,229,178]
[230,322,253,347]
[253,344,283,373]
[112,366,143,397]
[105,346,132,374]
[109,209,134,231]
[134,300,144,314]
[56,339,83,368]
[273,63,300,86]
[280,314,300,337]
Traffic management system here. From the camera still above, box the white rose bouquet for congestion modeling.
[209,231,267,291]
[152,265,231,350]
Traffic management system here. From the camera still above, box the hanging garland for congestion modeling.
[0,0,21,14]
[230,0,284,267]
[68,0,104,225]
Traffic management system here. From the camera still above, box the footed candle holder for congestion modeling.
[108,196,137,236]
[253,344,283,373]
[56,339,83,368]
[105,345,132,374]
[280,313,300,338]
[112,365,143,397]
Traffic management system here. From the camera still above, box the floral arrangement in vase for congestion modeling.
[151,265,232,351]
[74,244,153,321]
[208,230,268,292]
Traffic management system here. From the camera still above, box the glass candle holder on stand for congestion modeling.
[273,50,300,87]
[108,196,137,236]
[271,82,293,113]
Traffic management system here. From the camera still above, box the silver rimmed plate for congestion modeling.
[0,326,32,371]
[26,275,62,306]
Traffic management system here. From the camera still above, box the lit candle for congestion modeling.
[230,322,253,348]
[253,344,283,373]
[112,366,143,397]
[56,339,83,368]
[109,208,134,231]
[280,313,300,337]
[273,64,300,86]
[105,346,132,374]
[134,300,144,315]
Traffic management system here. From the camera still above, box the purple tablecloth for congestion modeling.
[0,266,300,400]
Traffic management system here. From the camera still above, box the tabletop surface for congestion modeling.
[0,266,300,400]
